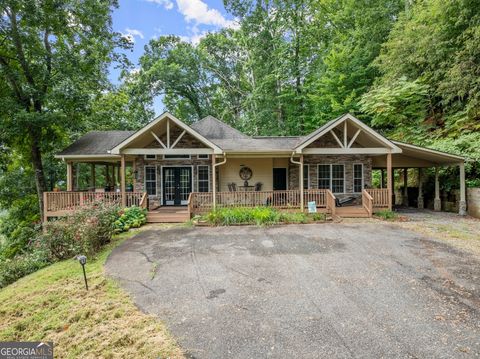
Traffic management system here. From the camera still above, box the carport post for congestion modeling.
[120,155,126,207]
[212,154,216,210]
[434,167,441,211]
[417,168,424,209]
[459,162,467,215]
[402,168,408,206]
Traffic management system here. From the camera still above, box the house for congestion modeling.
[48,113,466,222]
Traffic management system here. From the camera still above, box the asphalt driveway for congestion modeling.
[106,223,480,358]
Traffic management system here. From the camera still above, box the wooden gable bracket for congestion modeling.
[329,120,362,149]
[151,118,187,149]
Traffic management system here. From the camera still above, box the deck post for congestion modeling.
[90,164,96,190]
[387,152,392,211]
[112,164,116,189]
[300,155,304,211]
[417,168,424,209]
[66,162,73,191]
[121,155,126,207]
[459,162,467,215]
[402,168,408,206]
[212,154,216,210]
[380,169,384,188]
[434,167,441,211]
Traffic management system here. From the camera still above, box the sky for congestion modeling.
[111,0,237,114]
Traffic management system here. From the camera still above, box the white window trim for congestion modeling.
[353,163,364,193]
[163,154,191,160]
[317,164,346,194]
[144,154,157,160]
[198,154,209,159]
[197,165,210,192]
[303,164,310,189]
[144,165,157,197]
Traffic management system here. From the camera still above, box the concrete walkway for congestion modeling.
[106,223,480,358]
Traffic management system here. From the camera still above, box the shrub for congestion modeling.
[375,210,397,220]
[39,203,119,261]
[310,212,327,222]
[114,206,147,233]
[280,212,309,224]
[0,248,50,288]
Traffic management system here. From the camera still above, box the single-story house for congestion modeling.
[48,113,466,222]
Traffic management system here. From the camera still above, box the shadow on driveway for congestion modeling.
[105,223,480,358]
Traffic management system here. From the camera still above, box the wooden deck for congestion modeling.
[147,207,190,223]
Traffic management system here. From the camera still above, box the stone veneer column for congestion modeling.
[459,162,467,215]
[434,167,441,211]
[417,168,424,209]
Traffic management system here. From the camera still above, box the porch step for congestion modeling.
[335,206,370,218]
[147,211,190,223]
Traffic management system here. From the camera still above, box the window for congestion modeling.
[353,164,363,193]
[317,164,345,193]
[198,154,209,159]
[145,166,157,196]
[144,154,157,160]
[197,165,209,192]
[303,165,309,189]
[163,154,191,160]
[318,165,331,190]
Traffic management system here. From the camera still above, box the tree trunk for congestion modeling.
[29,131,47,221]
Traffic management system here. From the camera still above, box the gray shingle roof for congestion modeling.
[190,116,249,140]
[57,131,135,156]
[213,136,301,152]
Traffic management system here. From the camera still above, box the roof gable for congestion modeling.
[109,112,223,154]
[294,113,402,153]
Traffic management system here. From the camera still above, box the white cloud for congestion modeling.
[176,0,237,28]
[122,28,144,43]
[145,0,174,10]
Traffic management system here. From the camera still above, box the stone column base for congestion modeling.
[417,196,424,209]
[459,200,467,216]
[434,198,441,211]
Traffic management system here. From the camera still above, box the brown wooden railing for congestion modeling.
[365,188,389,208]
[326,190,336,217]
[362,189,373,217]
[44,191,146,219]
[188,189,327,215]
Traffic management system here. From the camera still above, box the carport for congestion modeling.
[372,141,466,215]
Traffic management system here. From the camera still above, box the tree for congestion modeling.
[0,0,127,219]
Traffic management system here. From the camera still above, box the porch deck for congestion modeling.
[43,188,389,222]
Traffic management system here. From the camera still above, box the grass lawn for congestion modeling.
[0,228,184,359]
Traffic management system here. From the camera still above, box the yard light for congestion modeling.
[76,255,88,290]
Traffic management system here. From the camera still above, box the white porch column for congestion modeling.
[402,168,408,206]
[212,154,216,210]
[434,167,441,211]
[120,155,126,207]
[300,155,304,212]
[387,152,393,211]
[90,163,96,189]
[66,162,73,191]
[417,168,424,209]
[459,162,467,215]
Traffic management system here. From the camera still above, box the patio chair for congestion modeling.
[254,182,263,191]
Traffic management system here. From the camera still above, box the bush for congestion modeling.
[203,207,327,226]
[0,248,50,288]
[39,203,119,261]
[375,210,397,220]
[114,206,147,232]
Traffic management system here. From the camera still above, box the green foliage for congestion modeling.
[204,207,326,226]
[114,206,147,233]
[40,204,119,261]
[0,249,51,289]
[374,210,397,221]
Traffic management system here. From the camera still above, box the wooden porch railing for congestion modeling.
[325,190,336,217]
[188,189,328,215]
[362,189,373,217]
[44,191,147,219]
[365,188,389,208]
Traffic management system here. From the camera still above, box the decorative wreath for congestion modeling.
[239,166,253,181]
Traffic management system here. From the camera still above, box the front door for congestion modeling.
[163,167,192,206]
[273,168,287,190]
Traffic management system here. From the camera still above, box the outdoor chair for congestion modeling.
[254,182,263,191]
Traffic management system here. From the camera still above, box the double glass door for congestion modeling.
[163,167,192,205]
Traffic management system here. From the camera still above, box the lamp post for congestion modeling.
[76,255,88,290]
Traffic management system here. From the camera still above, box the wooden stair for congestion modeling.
[335,205,370,218]
[147,207,190,223]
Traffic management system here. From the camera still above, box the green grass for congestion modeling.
[0,229,184,359]
[374,209,397,221]
[203,206,327,226]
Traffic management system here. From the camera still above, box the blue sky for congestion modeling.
[111,0,237,114]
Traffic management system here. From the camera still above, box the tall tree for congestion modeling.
[0,0,127,219]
